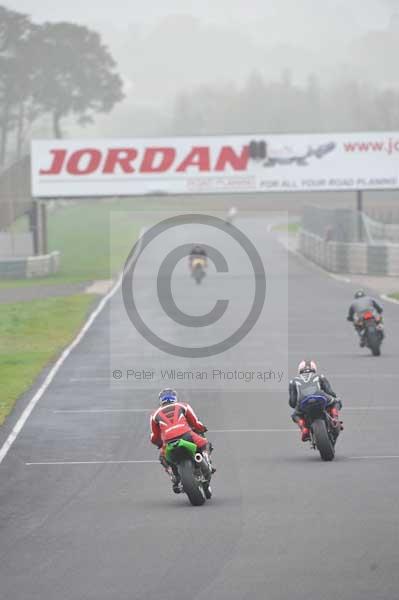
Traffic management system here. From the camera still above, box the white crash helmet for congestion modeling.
[298,360,317,375]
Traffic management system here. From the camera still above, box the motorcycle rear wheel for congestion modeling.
[179,460,206,506]
[312,419,335,462]
[368,331,381,356]
[193,269,204,284]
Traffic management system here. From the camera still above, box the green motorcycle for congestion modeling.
[165,438,212,506]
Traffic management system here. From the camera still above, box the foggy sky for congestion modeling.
[6,0,391,93]
[4,1,389,35]
[4,0,396,138]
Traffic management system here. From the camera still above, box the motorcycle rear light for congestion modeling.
[363,311,373,320]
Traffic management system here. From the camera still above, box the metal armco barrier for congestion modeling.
[362,213,399,244]
[300,230,399,276]
[0,251,60,279]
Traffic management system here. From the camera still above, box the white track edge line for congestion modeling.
[209,428,297,433]
[25,460,158,466]
[53,409,152,414]
[348,455,399,460]
[0,229,145,466]
[381,293,399,305]
[25,455,399,466]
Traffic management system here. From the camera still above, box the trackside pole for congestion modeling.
[30,199,39,256]
[41,201,48,254]
[30,198,47,255]
[357,190,363,242]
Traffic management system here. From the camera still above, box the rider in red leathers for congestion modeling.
[150,389,213,493]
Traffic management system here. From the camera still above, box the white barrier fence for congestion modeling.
[362,214,399,244]
[0,251,60,279]
[300,230,399,276]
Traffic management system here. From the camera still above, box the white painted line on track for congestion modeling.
[25,455,399,466]
[69,377,114,382]
[348,455,399,460]
[288,333,348,338]
[48,406,399,419]
[0,229,146,466]
[54,409,152,414]
[26,460,158,466]
[209,428,297,433]
[331,374,399,378]
[344,407,399,411]
[330,273,351,283]
[381,293,399,305]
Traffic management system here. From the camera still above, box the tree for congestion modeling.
[0,10,125,164]
[30,22,124,138]
[0,6,33,166]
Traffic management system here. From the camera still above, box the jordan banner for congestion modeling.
[31,132,399,197]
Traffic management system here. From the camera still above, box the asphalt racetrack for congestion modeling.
[1,216,399,600]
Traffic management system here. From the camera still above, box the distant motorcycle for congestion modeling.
[165,438,212,506]
[191,256,206,284]
[298,395,341,461]
[354,310,384,356]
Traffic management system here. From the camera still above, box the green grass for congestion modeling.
[47,202,141,282]
[0,199,150,423]
[0,199,146,288]
[388,292,399,301]
[2,195,260,289]
[273,222,300,233]
[0,294,96,424]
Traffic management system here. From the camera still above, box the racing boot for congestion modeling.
[329,406,344,436]
[205,444,216,473]
[159,453,182,493]
[170,465,183,494]
[298,418,310,442]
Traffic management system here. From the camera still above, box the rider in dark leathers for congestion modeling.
[347,290,383,346]
[289,360,342,441]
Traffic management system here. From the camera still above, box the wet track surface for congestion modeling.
[1,218,399,600]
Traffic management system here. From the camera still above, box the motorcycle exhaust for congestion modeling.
[195,452,212,477]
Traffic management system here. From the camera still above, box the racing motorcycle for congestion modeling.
[165,438,213,506]
[354,310,384,356]
[191,256,207,284]
[298,395,342,461]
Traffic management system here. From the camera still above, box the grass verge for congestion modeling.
[388,292,399,302]
[0,294,96,425]
[273,222,300,233]
[0,199,144,288]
